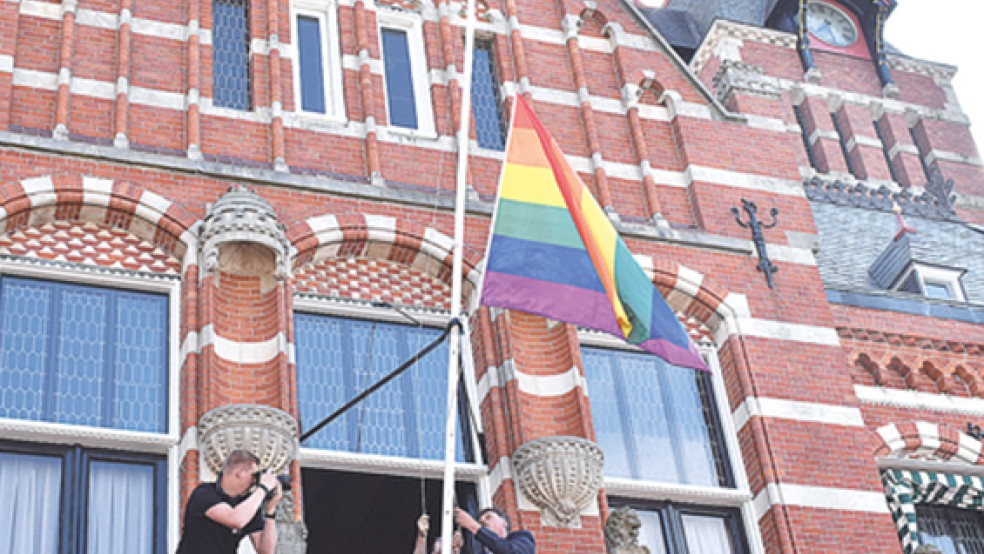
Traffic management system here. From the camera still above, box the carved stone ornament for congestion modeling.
[712,60,781,105]
[273,491,309,554]
[605,507,650,554]
[200,184,294,282]
[198,403,298,475]
[511,436,604,528]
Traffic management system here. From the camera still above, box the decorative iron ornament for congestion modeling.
[804,175,958,220]
[732,199,779,288]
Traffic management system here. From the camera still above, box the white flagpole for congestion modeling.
[442,0,478,551]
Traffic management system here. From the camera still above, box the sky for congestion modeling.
[633,1,983,154]
[885,1,983,151]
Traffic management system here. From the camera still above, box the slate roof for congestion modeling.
[810,200,984,306]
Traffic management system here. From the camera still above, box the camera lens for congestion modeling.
[277,474,292,491]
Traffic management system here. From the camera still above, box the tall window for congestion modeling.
[583,344,750,554]
[583,346,730,487]
[471,38,506,151]
[213,0,251,110]
[378,11,434,135]
[294,313,472,462]
[0,442,166,554]
[0,276,169,433]
[292,0,344,120]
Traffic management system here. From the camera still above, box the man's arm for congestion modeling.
[472,528,535,554]
[204,486,268,530]
[249,479,283,554]
[206,472,279,531]
[412,515,429,554]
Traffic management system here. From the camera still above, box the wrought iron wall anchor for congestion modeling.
[732,199,779,288]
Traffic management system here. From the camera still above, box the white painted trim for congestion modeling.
[856,385,984,417]
[732,397,865,432]
[716,317,841,347]
[199,324,286,364]
[753,483,889,518]
[0,54,12,73]
[297,447,487,480]
[290,0,347,123]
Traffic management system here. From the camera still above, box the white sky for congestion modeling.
[633,0,983,155]
[885,1,983,153]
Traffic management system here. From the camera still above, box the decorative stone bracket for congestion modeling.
[511,436,604,528]
[197,403,298,475]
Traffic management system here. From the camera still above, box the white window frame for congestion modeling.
[893,263,966,302]
[0,258,183,550]
[579,330,765,554]
[376,9,436,138]
[290,0,346,122]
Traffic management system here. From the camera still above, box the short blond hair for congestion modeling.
[222,450,260,473]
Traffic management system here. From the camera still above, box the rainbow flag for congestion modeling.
[480,96,708,372]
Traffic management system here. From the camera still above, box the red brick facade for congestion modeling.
[1,0,982,553]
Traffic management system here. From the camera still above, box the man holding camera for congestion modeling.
[176,449,283,554]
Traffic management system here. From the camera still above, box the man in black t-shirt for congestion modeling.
[176,450,283,554]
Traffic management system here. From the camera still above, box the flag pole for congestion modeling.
[442,0,477,550]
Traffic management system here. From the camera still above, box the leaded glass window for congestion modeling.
[0,276,169,433]
[213,0,251,110]
[381,28,418,129]
[471,38,506,151]
[295,313,471,462]
[582,346,730,487]
[916,505,984,554]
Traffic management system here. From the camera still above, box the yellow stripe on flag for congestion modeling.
[500,164,568,208]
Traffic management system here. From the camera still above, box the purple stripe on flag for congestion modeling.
[636,337,710,372]
[482,271,621,336]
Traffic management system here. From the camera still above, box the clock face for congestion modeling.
[806,2,859,47]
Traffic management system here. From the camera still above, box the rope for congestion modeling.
[300,319,460,443]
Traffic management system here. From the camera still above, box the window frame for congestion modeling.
[891,263,967,302]
[1,439,169,554]
[291,297,487,487]
[579,330,764,553]
[376,9,436,138]
[0,259,183,549]
[608,497,751,554]
[290,0,346,122]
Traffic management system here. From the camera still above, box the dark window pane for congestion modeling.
[0,277,168,433]
[381,28,418,129]
[471,40,505,150]
[295,313,469,462]
[582,346,729,487]
[213,0,251,110]
[297,15,327,114]
[916,505,984,554]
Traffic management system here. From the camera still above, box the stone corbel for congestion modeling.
[511,436,604,528]
[197,403,299,475]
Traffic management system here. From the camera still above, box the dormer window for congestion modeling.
[893,264,966,301]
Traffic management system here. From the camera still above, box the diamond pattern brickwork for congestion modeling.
[0,221,182,275]
[294,257,451,311]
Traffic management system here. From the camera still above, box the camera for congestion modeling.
[254,470,292,492]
